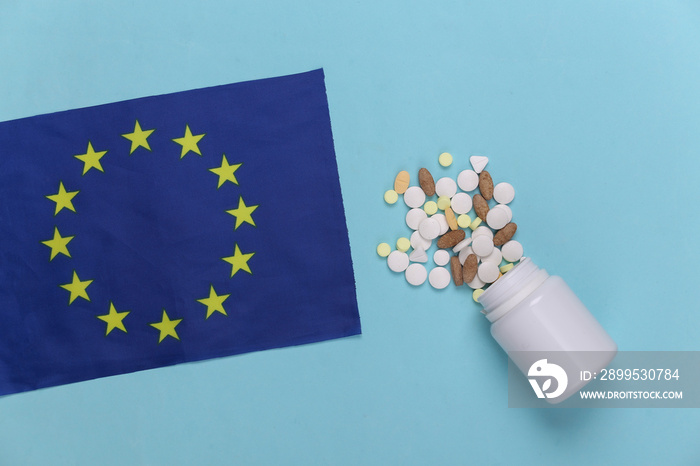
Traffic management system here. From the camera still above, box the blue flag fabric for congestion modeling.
[0,69,360,396]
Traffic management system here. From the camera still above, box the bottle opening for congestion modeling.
[479,258,549,322]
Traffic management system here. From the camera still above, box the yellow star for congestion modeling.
[59,270,93,305]
[226,196,258,229]
[121,120,155,155]
[172,125,205,158]
[209,154,241,188]
[96,302,130,335]
[222,244,255,278]
[41,227,74,261]
[46,181,79,215]
[74,141,107,175]
[197,285,230,319]
[149,310,182,343]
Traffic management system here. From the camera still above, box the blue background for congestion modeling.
[1,1,699,464]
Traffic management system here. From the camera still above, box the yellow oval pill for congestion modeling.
[423,201,438,215]
[384,189,398,204]
[394,170,410,194]
[500,262,514,274]
[439,152,453,167]
[377,243,391,257]
[445,207,458,230]
[469,217,482,230]
[472,288,484,302]
[437,196,451,210]
[457,214,472,229]
[396,237,411,252]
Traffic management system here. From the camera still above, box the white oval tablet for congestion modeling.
[452,237,472,253]
[480,247,502,265]
[458,246,473,265]
[466,274,486,289]
[478,261,500,283]
[405,208,428,230]
[471,235,494,257]
[431,213,449,235]
[410,230,432,251]
[433,249,450,266]
[429,266,451,289]
[387,250,409,272]
[501,240,524,262]
[405,263,428,286]
[403,186,426,208]
[486,207,509,230]
[418,218,441,240]
[435,177,457,198]
[493,182,515,204]
[450,192,472,215]
[457,169,479,192]
[471,225,493,240]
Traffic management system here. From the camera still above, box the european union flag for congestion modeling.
[0,69,361,396]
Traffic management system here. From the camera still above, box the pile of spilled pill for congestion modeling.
[377,154,524,302]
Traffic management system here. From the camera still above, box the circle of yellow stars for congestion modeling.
[43,119,258,343]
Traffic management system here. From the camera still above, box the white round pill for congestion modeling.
[497,204,513,222]
[478,261,500,283]
[486,207,509,230]
[466,274,486,290]
[410,230,432,251]
[418,218,441,240]
[471,225,494,240]
[435,177,457,198]
[471,235,494,258]
[403,186,426,208]
[433,249,450,266]
[452,237,472,253]
[429,266,451,289]
[405,263,428,286]
[458,245,473,265]
[405,208,428,230]
[387,250,409,272]
[450,192,472,215]
[480,247,502,265]
[501,240,524,262]
[493,182,515,205]
[431,213,449,235]
[457,169,479,192]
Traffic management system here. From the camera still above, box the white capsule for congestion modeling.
[501,240,524,262]
[387,250,409,272]
[435,177,458,198]
[450,192,472,215]
[493,182,515,204]
[406,208,428,230]
[457,169,479,192]
[405,263,428,286]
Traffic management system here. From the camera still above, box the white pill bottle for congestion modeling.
[479,258,617,403]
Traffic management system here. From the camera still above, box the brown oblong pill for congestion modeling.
[462,253,478,283]
[437,229,465,249]
[445,207,458,231]
[479,170,494,200]
[394,170,410,194]
[473,194,489,221]
[493,222,517,246]
[450,256,464,286]
[418,167,435,196]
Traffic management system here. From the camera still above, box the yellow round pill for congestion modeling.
[396,237,410,252]
[500,262,514,274]
[457,214,472,229]
[469,217,482,230]
[439,152,453,167]
[437,196,451,210]
[377,242,391,257]
[423,200,438,215]
[473,288,484,302]
[384,189,398,204]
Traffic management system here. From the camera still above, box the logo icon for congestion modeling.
[528,359,568,399]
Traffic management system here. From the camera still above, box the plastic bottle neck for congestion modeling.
[479,258,549,323]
